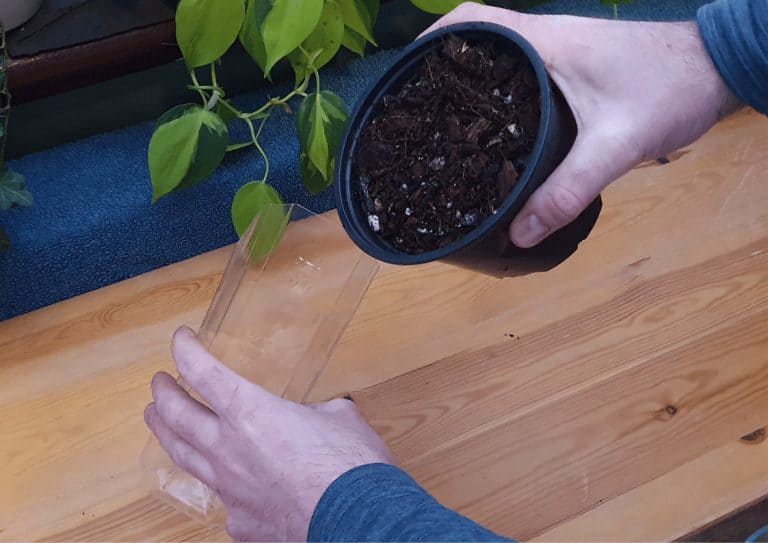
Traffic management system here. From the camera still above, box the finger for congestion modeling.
[151,372,220,452]
[419,4,525,39]
[171,326,278,418]
[509,130,636,247]
[144,403,216,485]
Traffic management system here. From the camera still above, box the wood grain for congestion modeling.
[1,109,766,541]
[536,437,768,542]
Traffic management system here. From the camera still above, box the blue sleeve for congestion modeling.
[308,464,513,542]
[697,0,768,115]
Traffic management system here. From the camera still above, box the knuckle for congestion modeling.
[158,396,184,427]
[599,123,645,165]
[543,184,587,224]
[170,447,193,472]
[226,518,247,542]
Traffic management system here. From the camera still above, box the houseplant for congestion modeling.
[148,0,624,241]
[148,0,492,237]
[335,22,602,276]
[0,23,31,252]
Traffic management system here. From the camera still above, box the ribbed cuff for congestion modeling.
[697,0,768,115]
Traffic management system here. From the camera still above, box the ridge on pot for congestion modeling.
[334,22,602,277]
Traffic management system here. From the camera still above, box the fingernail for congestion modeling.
[512,213,549,248]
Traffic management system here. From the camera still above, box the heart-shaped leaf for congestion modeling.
[296,91,348,193]
[244,202,291,263]
[338,0,376,45]
[363,0,380,22]
[299,151,330,194]
[261,0,323,76]
[148,105,228,202]
[175,0,245,68]
[231,181,283,236]
[341,27,367,56]
[239,0,271,74]
[410,0,483,15]
[288,0,345,83]
[0,167,32,210]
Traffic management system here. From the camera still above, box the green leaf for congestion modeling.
[296,91,348,192]
[231,181,283,236]
[261,0,324,76]
[363,0,379,23]
[410,0,483,15]
[175,0,245,68]
[299,151,330,194]
[155,103,197,128]
[216,100,238,126]
[239,0,271,74]
[288,0,345,83]
[0,228,9,253]
[341,27,367,56]
[0,167,32,210]
[148,105,228,202]
[338,0,376,45]
[244,202,291,263]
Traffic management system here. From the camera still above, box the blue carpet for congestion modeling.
[0,1,710,321]
[0,50,402,321]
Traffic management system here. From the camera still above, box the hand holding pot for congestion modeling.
[425,5,741,247]
[144,327,394,542]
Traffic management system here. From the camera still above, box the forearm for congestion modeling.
[697,0,768,115]
[308,464,513,542]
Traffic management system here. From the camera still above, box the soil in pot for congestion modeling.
[354,34,541,254]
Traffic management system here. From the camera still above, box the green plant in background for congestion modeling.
[149,0,627,236]
[149,0,483,236]
[0,23,31,253]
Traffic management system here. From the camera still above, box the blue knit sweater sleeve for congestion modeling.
[697,0,768,115]
[307,464,513,542]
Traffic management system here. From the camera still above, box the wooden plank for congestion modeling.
[536,437,768,542]
[372,302,767,539]
[0,109,766,541]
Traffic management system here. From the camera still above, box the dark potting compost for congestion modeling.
[353,35,540,254]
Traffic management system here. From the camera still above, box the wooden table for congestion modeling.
[1,109,767,541]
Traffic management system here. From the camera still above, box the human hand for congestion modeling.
[425,4,741,247]
[144,326,394,542]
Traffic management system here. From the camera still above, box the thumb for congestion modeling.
[509,131,634,248]
[171,326,279,418]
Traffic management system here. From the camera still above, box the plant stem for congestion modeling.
[205,90,220,111]
[244,112,272,183]
[299,45,322,92]
[189,70,208,104]
[210,62,219,90]
[613,4,618,19]
[244,88,304,119]
[218,97,245,118]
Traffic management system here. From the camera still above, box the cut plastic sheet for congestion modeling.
[141,204,380,524]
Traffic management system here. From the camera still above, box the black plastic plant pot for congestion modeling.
[334,22,602,277]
